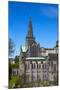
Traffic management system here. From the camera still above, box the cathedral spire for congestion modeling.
[26,18,35,48]
[27,18,33,37]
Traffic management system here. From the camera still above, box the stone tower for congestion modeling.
[26,19,35,49]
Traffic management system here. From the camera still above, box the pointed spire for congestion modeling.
[26,18,35,49]
[27,18,33,37]
[56,40,58,47]
[20,45,22,52]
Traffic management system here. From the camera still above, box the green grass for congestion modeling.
[9,76,58,88]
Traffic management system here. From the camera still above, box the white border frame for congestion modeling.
[0,0,60,90]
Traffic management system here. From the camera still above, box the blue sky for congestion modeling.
[8,1,58,57]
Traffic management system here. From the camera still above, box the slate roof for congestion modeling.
[48,54,58,61]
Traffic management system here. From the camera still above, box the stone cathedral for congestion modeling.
[19,19,58,83]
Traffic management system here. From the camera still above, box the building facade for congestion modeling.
[19,19,58,83]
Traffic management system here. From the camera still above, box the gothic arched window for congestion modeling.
[32,63,36,69]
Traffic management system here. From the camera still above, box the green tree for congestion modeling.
[15,56,19,63]
[9,61,12,80]
[9,38,15,81]
[9,38,15,56]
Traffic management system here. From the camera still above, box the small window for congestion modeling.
[25,64,27,70]
[32,63,35,69]
[32,63,33,69]
[54,64,56,71]
[45,64,46,69]
[34,63,35,69]
[51,61,53,66]
[26,75,29,82]
[41,61,43,64]
[38,64,41,69]
[43,74,47,80]
[32,74,35,81]
[39,64,41,69]
[28,63,30,69]
[38,74,41,80]
[42,64,44,69]
[25,63,30,70]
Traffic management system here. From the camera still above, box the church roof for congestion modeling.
[26,56,46,60]
[48,54,58,61]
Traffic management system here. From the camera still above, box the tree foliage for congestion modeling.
[15,56,19,63]
[9,61,12,81]
[9,38,15,56]
[9,38,15,81]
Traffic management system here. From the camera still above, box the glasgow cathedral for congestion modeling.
[19,19,58,83]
